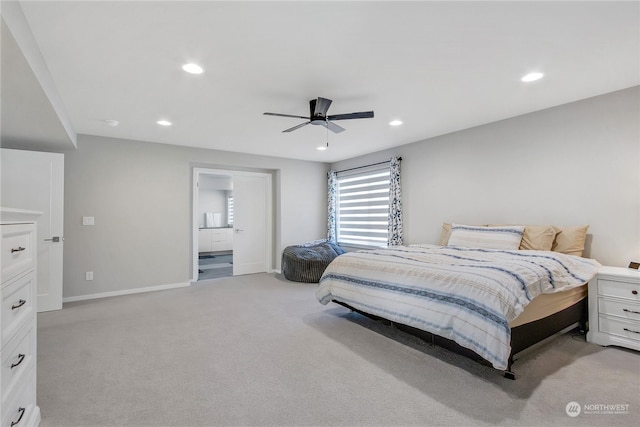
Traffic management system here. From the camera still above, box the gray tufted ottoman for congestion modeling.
[281,240,345,283]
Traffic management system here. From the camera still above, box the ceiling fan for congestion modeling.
[264,97,374,134]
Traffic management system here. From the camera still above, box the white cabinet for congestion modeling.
[198,228,233,253]
[587,266,640,351]
[1,209,41,427]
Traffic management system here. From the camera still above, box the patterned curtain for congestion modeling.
[327,170,337,242]
[387,157,403,246]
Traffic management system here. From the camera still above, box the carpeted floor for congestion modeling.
[37,273,639,426]
[198,252,233,280]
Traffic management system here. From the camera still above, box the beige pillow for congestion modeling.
[520,225,557,251]
[439,222,452,246]
[552,225,589,256]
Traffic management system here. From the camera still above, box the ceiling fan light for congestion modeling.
[317,145,327,151]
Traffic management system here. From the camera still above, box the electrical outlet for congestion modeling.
[82,216,95,226]
[85,271,93,281]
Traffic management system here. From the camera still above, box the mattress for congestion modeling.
[510,284,587,328]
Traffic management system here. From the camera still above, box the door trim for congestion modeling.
[191,167,273,282]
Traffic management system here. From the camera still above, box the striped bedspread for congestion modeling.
[316,244,601,369]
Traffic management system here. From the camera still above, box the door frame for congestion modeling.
[191,167,273,282]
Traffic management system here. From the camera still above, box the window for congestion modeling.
[227,195,234,225]
[336,167,390,247]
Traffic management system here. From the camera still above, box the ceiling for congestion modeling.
[6,1,640,162]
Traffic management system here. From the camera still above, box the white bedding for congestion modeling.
[316,244,601,369]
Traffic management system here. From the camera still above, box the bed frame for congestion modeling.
[334,296,587,380]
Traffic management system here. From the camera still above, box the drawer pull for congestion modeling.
[10,407,25,427]
[10,353,26,369]
[11,299,26,310]
[10,247,26,253]
[623,308,640,315]
[623,328,640,335]
[632,290,638,295]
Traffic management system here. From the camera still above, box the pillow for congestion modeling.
[447,223,525,250]
[489,224,558,251]
[439,222,489,246]
[520,225,557,251]
[439,222,452,246]
[552,225,589,256]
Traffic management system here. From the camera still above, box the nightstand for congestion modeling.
[587,266,640,351]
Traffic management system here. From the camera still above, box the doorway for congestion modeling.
[196,173,234,280]
[192,168,272,282]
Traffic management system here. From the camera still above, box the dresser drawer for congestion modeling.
[1,224,35,285]
[1,273,35,348]
[598,297,640,321]
[598,316,640,342]
[1,322,36,409]
[598,279,640,302]
[1,371,37,427]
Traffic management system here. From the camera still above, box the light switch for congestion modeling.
[82,216,95,226]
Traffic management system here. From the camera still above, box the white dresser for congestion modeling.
[198,227,233,253]
[1,209,41,427]
[587,266,640,352]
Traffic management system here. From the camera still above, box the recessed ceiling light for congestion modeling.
[389,120,403,126]
[521,72,544,82]
[182,63,204,74]
[157,120,172,126]
[105,119,120,127]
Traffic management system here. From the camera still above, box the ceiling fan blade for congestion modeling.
[324,120,346,134]
[327,111,375,121]
[282,121,311,133]
[313,97,333,117]
[264,112,309,120]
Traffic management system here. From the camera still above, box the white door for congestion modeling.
[1,149,64,312]
[232,173,271,276]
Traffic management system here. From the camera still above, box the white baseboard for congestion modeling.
[63,282,191,303]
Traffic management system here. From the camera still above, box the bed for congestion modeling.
[316,223,601,379]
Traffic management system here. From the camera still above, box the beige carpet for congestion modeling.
[37,273,639,426]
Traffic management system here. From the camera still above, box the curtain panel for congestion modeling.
[327,170,337,242]
[387,156,403,246]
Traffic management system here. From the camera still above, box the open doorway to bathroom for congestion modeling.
[197,173,234,281]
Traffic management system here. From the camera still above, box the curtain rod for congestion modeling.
[336,157,402,174]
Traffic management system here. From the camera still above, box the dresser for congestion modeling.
[198,227,233,253]
[1,209,41,427]
[587,266,640,352]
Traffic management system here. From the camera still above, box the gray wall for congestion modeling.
[63,135,328,298]
[332,86,640,267]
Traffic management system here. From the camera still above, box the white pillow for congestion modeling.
[447,224,525,250]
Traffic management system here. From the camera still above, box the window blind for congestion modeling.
[336,168,390,247]
[227,196,234,225]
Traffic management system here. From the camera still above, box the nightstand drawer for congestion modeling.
[598,298,640,321]
[598,279,640,302]
[1,272,35,348]
[598,316,640,342]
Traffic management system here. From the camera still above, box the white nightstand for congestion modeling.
[587,266,640,351]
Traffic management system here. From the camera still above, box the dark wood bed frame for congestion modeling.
[334,296,587,380]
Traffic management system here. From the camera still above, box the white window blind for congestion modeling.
[336,167,390,247]
[227,196,234,225]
